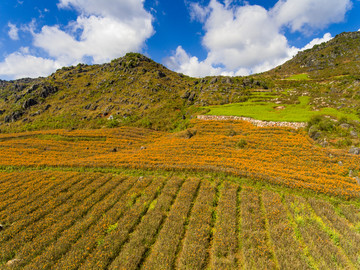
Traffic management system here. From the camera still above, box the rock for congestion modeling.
[23,98,38,109]
[350,130,358,138]
[157,71,166,78]
[340,123,350,129]
[0,224,3,231]
[222,77,232,84]
[4,111,24,123]
[181,91,190,99]
[320,139,328,147]
[6,259,21,267]
[349,147,360,155]
[40,85,58,98]
[140,146,147,150]
[312,132,322,141]
[138,176,144,181]
[43,104,51,111]
[210,77,218,84]
[188,92,196,102]
[355,176,360,185]
[338,161,343,166]
[84,104,98,111]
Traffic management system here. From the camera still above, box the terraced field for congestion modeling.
[1,120,360,269]
[0,120,359,198]
[0,170,359,269]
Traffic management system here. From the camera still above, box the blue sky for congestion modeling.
[0,0,359,80]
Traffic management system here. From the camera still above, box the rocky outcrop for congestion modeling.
[23,98,38,109]
[40,84,58,98]
[4,111,24,123]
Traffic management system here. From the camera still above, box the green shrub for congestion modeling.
[237,139,247,148]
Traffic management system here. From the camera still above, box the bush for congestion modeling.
[237,139,247,148]
[308,115,335,132]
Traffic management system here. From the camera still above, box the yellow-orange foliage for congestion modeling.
[0,120,359,198]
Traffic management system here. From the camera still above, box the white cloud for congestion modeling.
[0,0,154,79]
[164,46,223,77]
[301,33,333,51]
[35,0,154,65]
[189,2,210,23]
[0,51,61,79]
[8,23,19,40]
[271,0,352,32]
[34,14,153,65]
[57,0,151,22]
[167,0,349,77]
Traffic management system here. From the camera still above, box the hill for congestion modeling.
[268,31,360,79]
[0,34,360,151]
[0,53,269,133]
[1,32,360,269]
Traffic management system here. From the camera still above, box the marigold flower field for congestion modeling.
[0,120,359,198]
[0,170,360,269]
[0,120,360,268]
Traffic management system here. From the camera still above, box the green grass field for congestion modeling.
[285,73,311,80]
[205,95,359,122]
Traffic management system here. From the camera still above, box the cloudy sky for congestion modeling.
[0,0,359,80]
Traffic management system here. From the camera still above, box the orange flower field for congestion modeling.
[0,120,359,198]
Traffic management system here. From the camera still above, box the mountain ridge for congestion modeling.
[0,32,360,140]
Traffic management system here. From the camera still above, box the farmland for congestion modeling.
[0,169,359,269]
[0,119,359,198]
[0,119,359,269]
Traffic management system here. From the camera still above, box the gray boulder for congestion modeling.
[350,130,358,138]
[349,147,360,155]
[40,85,58,98]
[4,111,24,123]
[340,123,350,129]
[23,98,38,109]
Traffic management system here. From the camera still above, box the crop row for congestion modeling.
[1,171,359,268]
[0,120,359,198]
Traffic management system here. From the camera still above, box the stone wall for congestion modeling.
[196,115,307,129]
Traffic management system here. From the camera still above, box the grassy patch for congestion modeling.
[205,96,359,122]
[285,74,310,80]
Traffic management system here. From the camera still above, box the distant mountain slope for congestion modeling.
[268,31,360,79]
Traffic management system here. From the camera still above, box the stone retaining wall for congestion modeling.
[197,115,307,129]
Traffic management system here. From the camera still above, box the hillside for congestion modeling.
[0,34,360,151]
[1,32,360,269]
[0,53,269,133]
[268,32,360,79]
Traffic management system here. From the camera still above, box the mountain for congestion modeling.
[0,32,360,139]
[268,31,360,79]
[0,53,272,133]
